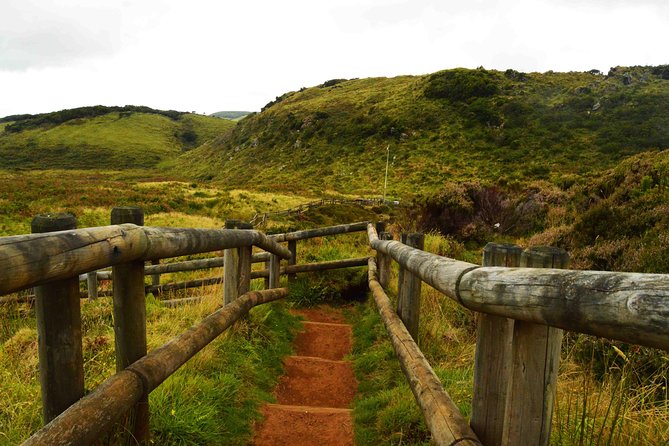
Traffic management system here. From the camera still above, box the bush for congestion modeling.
[424,68,500,102]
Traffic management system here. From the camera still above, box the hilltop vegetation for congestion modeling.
[0,106,235,169]
[176,66,669,195]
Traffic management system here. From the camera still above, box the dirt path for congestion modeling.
[251,306,357,446]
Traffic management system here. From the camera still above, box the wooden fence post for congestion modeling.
[397,232,424,340]
[264,258,271,289]
[32,213,85,424]
[471,243,521,446]
[269,254,280,289]
[287,239,297,284]
[224,220,241,305]
[377,232,392,288]
[502,246,569,446]
[111,206,149,443]
[87,271,99,300]
[150,260,161,287]
[224,220,253,304]
[238,222,253,296]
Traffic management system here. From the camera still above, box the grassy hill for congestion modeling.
[0,106,236,169]
[174,66,669,196]
[210,111,252,120]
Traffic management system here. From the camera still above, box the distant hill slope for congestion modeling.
[0,106,236,169]
[210,111,252,120]
[174,66,669,196]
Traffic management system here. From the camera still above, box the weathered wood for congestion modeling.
[86,271,99,300]
[457,265,669,350]
[146,277,223,295]
[226,220,253,299]
[377,232,392,288]
[368,223,478,302]
[282,257,368,275]
[141,227,289,260]
[269,254,280,288]
[502,247,569,446]
[287,239,297,283]
[22,370,145,446]
[22,288,288,446]
[98,252,269,279]
[367,224,669,351]
[150,260,160,286]
[270,221,369,242]
[368,258,482,446]
[0,225,289,296]
[129,288,288,391]
[239,245,252,296]
[32,214,85,424]
[471,243,521,446]
[110,207,149,443]
[223,245,239,305]
[0,224,147,295]
[397,233,424,340]
[264,258,271,289]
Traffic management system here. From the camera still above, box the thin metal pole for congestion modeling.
[383,145,390,202]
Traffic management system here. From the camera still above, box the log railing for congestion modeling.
[249,197,392,226]
[1,211,371,445]
[366,223,669,446]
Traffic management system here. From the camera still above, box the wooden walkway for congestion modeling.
[252,306,357,446]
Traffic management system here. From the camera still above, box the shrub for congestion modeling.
[424,68,500,102]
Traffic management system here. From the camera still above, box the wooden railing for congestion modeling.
[366,223,669,446]
[0,209,370,445]
[10,212,665,445]
[249,197,391,226]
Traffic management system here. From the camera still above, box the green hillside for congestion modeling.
[0,106,236,169]
[175,66,669,195]
[210,111,252,120]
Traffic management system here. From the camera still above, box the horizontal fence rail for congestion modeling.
[0,225,290,295]
[368,257,482,446]
[367,224,669,352]
[250,198,388,225]
[269,221,369,242]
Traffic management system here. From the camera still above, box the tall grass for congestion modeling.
[0,281,301,445]
[350,231,669,445]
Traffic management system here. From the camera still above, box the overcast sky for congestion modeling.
[1,0,668,118]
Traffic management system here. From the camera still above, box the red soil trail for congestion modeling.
[251,306,357,446]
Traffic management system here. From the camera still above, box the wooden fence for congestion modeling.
[367,223,669,446]
[6,212,667,445]
[0,209,370,445]
[249,197,391,226]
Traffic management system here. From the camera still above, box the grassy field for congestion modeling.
[0,169,326,236]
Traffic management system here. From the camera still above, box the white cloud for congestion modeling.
[0,0,667,117]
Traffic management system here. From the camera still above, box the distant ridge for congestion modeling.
[0,105,235,169]
[210,111,252,120]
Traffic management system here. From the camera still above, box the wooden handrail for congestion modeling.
[22,288,288,446]
[367,223,669,352]
[0,225,290,295]
[270,221,369,242]
[368,257,482,446]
